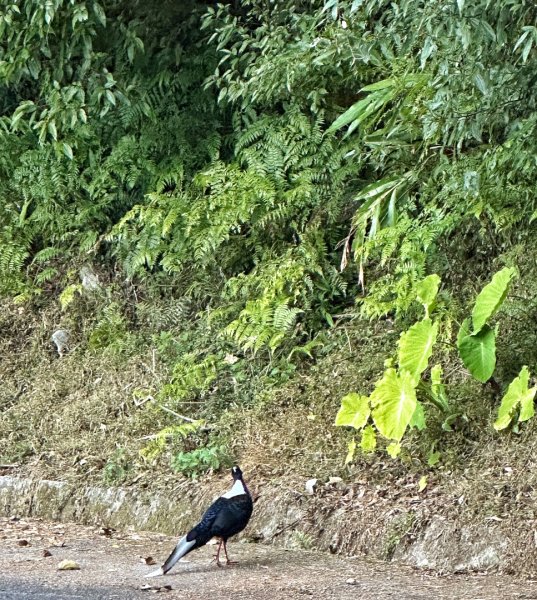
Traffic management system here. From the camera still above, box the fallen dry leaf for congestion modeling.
[141,556,157,565]
[140,583,173,593]
[57,559,80,571]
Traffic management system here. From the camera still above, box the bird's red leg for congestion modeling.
[212,538,224,567]
[223,540,238,566]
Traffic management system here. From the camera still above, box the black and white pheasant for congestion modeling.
[146,465,253,577]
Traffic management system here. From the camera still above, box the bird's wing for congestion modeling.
[186,496,227,542]
[210,494,253,538]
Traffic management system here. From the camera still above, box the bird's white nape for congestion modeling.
[222,478,246,498]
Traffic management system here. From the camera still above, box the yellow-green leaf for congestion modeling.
[386,441,401,458]
[371,369,417,441]
[416,274,440,317]
[398,319,438,385]
[345,438,356,464]
[494,366,537,430]
[471,267,516,333]
[360,425,377,452]
[335,392,370,429]
[418,475,428,492]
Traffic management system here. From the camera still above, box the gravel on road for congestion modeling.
[0,516,536,599]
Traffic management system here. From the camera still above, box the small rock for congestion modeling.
[328,477,343,485]
[327,476,346,490]
[224,353,239,365]
[51,329,70,357]
[42,549,52,557]
[80,266,101,291]
[305,479,318,495]
[17,539,30,546]
[57,559,80,571]
[346,578,358,585]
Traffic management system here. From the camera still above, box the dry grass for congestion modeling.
[3,292,537,575]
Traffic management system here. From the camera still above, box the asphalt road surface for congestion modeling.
[1,517,537,599]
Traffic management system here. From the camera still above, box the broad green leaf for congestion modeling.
[409,402,426,430]
[345,438,356,464]
[47,119,57,140]
[427,451,441,466]
[360,425,377,452]
[457,325,496,382]
[471,267,516,333]
[62,142,73,160]
[520,387,536,422]
[371,369,417,441]
[457,317,471,348]
[387,442,401,458]
[416,274,440,316]
[335,393,370,429]
[494,366,537,430]
[398,319,438,385]
[430,364,449,412]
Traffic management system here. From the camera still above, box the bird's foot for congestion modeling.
[211,555,224,568]
[226,559,239,566]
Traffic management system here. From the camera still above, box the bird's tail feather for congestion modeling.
[145,535,196,577]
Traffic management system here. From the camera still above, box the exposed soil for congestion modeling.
[1,517,536,600]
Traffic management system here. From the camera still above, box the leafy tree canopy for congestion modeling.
[1,0,535,351]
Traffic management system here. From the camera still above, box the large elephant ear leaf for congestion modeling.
[398,318,438,385]
[471,267,516,333]
[494,366,537,431]
[371,368,417,441]
[457,325,496,382]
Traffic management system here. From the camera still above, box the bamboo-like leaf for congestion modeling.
[326,86,396,134]
[398,318,438,385]
[371,368,417,441]
[471,267,516,333]
[361,78,395,92]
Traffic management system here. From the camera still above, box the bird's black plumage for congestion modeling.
[146,465,253,577]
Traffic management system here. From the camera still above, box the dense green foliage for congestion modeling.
[2,0,537,474]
